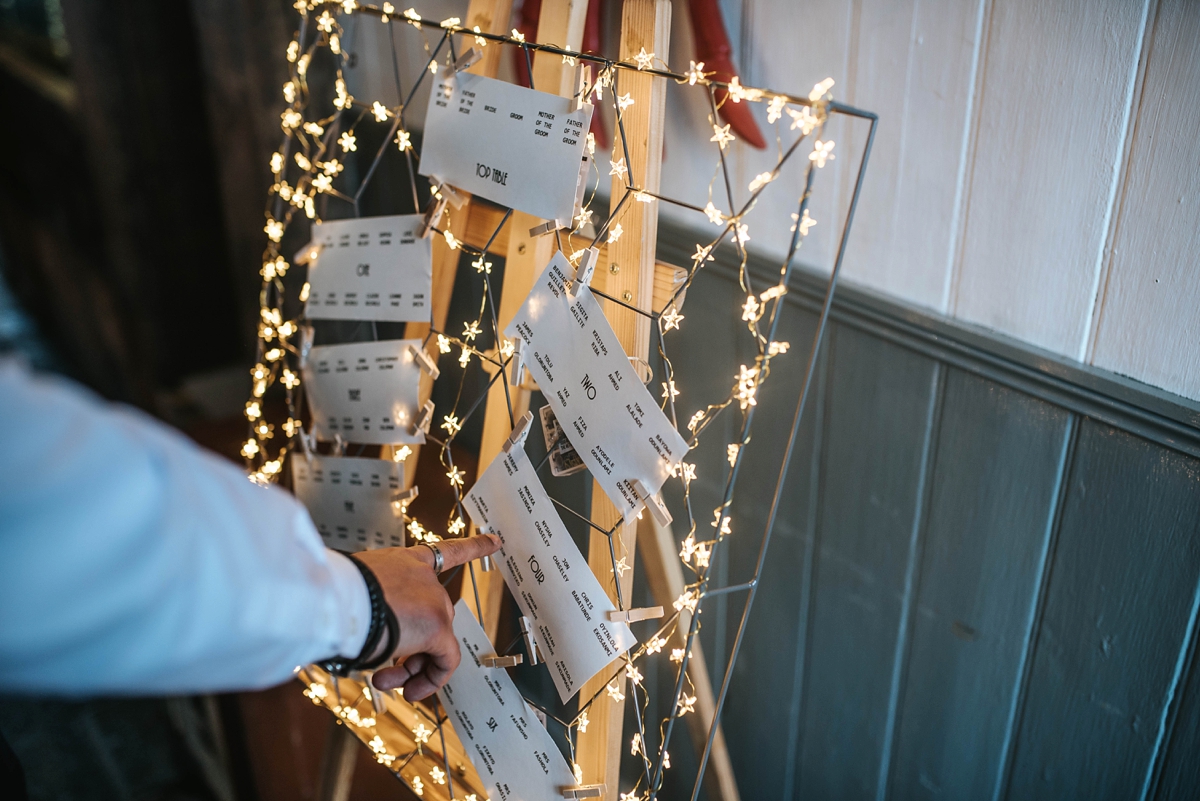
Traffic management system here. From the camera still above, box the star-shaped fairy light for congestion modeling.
[677,694,697,716]
[447,517,466,535]
[447,466,465,489]
[670,648,686,663]
[430,766,446,785]
[810,139,836,167]
[615,556,630,577]
[632,47,654,70]
[608,222,623,243]
[787,106,818,135]
[413,722,432,744]
[685,60,706,85]
[395,129,412,151]
[471,256,492,274]
[767,95,787,123]
[726,443,740,465]
[462,320,482,342]
[393,444,412,463]
[691,243,715,265]
[809,77,835,102]
[442,414,462,435]
[703,200,725,225]
[710,122,735,150]
[645,636,666,655]
[372,101,389,121]
[609,157,628,178]
[626,664,644,686]
[662,379,680,401]
[631,732,643,755]
[748,171,774,193]
[735,222,751,246]
[660,305,684,331]
[577,711,590,733]
[458,347,471,368]
[437,334,452,353]
[617,92,635,112]
[606,681,625,702]
[338,131,357,152]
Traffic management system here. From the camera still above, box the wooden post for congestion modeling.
[396,0,514,483]
[575,1,671,797]
[462,0,591,639]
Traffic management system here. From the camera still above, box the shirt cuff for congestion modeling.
[326,550,372,659]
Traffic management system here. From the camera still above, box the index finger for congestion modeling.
[413,533,501,571]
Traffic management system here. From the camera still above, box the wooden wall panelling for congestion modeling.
[836,0,986,312]
[713,284,823,799]
[1088,0,1200,402]
[576,2,671,797]
[793,323,940,800]
[1002,421,1200,800]
[886,370,1072,799]
[949,0,1150,359]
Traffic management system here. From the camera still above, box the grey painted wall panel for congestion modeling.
[886,371,1072,800]
[794,324,938,800]
[1003,422,1200,800]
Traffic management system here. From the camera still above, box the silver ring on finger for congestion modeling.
[420,542,445,572]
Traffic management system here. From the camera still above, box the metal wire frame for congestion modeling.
[260,5,878,799]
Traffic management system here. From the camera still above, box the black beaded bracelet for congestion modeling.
[319,553,399,676]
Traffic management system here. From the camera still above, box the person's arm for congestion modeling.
[1,358,371,694]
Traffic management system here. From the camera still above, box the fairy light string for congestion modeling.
[242,4,875,800]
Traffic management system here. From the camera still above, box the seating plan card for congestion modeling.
[302,339,423,445]
[439,599,578,801]
[505,252,689,519]
[420,70,592,222]
[291,454,404,551]
[464,440,636,703]
[304,214,431,322]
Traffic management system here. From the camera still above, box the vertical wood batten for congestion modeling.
[793,324,938,800]
[949,0,1149,359]
[707,275,823,798]
[780,342,827,801]
[836,0,985,313]
[883,372,1073,799]
[1002,421,1200,800]
[1088,0,1200,402]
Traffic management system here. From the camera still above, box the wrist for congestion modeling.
[320,553,398,675]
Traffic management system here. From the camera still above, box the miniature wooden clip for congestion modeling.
[567,247,599,298]
[606,606,664,624]
[633,479,673,526]
[502,411,534,454]
[416,400,435,436]
[529,219,564,238]
[520,616,540,666]
[454,46,482,73]
[480,654,523,668]
[561,785,605,799]
[293,242,323,266]
[408,343,440,380]
[509,336,527,385]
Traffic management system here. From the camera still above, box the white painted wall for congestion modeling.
[662,0,1199,402]
[346,0,1200,402]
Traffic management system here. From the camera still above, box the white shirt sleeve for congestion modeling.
[0,358,372,695]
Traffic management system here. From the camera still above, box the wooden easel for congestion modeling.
[322,2,740,799]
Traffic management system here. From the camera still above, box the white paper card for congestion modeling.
[439,600,577,801]
[464,445,635,703]
[420,70,592,222]
[505,253,690,518]
[302,339,423,444]
[291,454,404,551]
[305,215,431,322]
